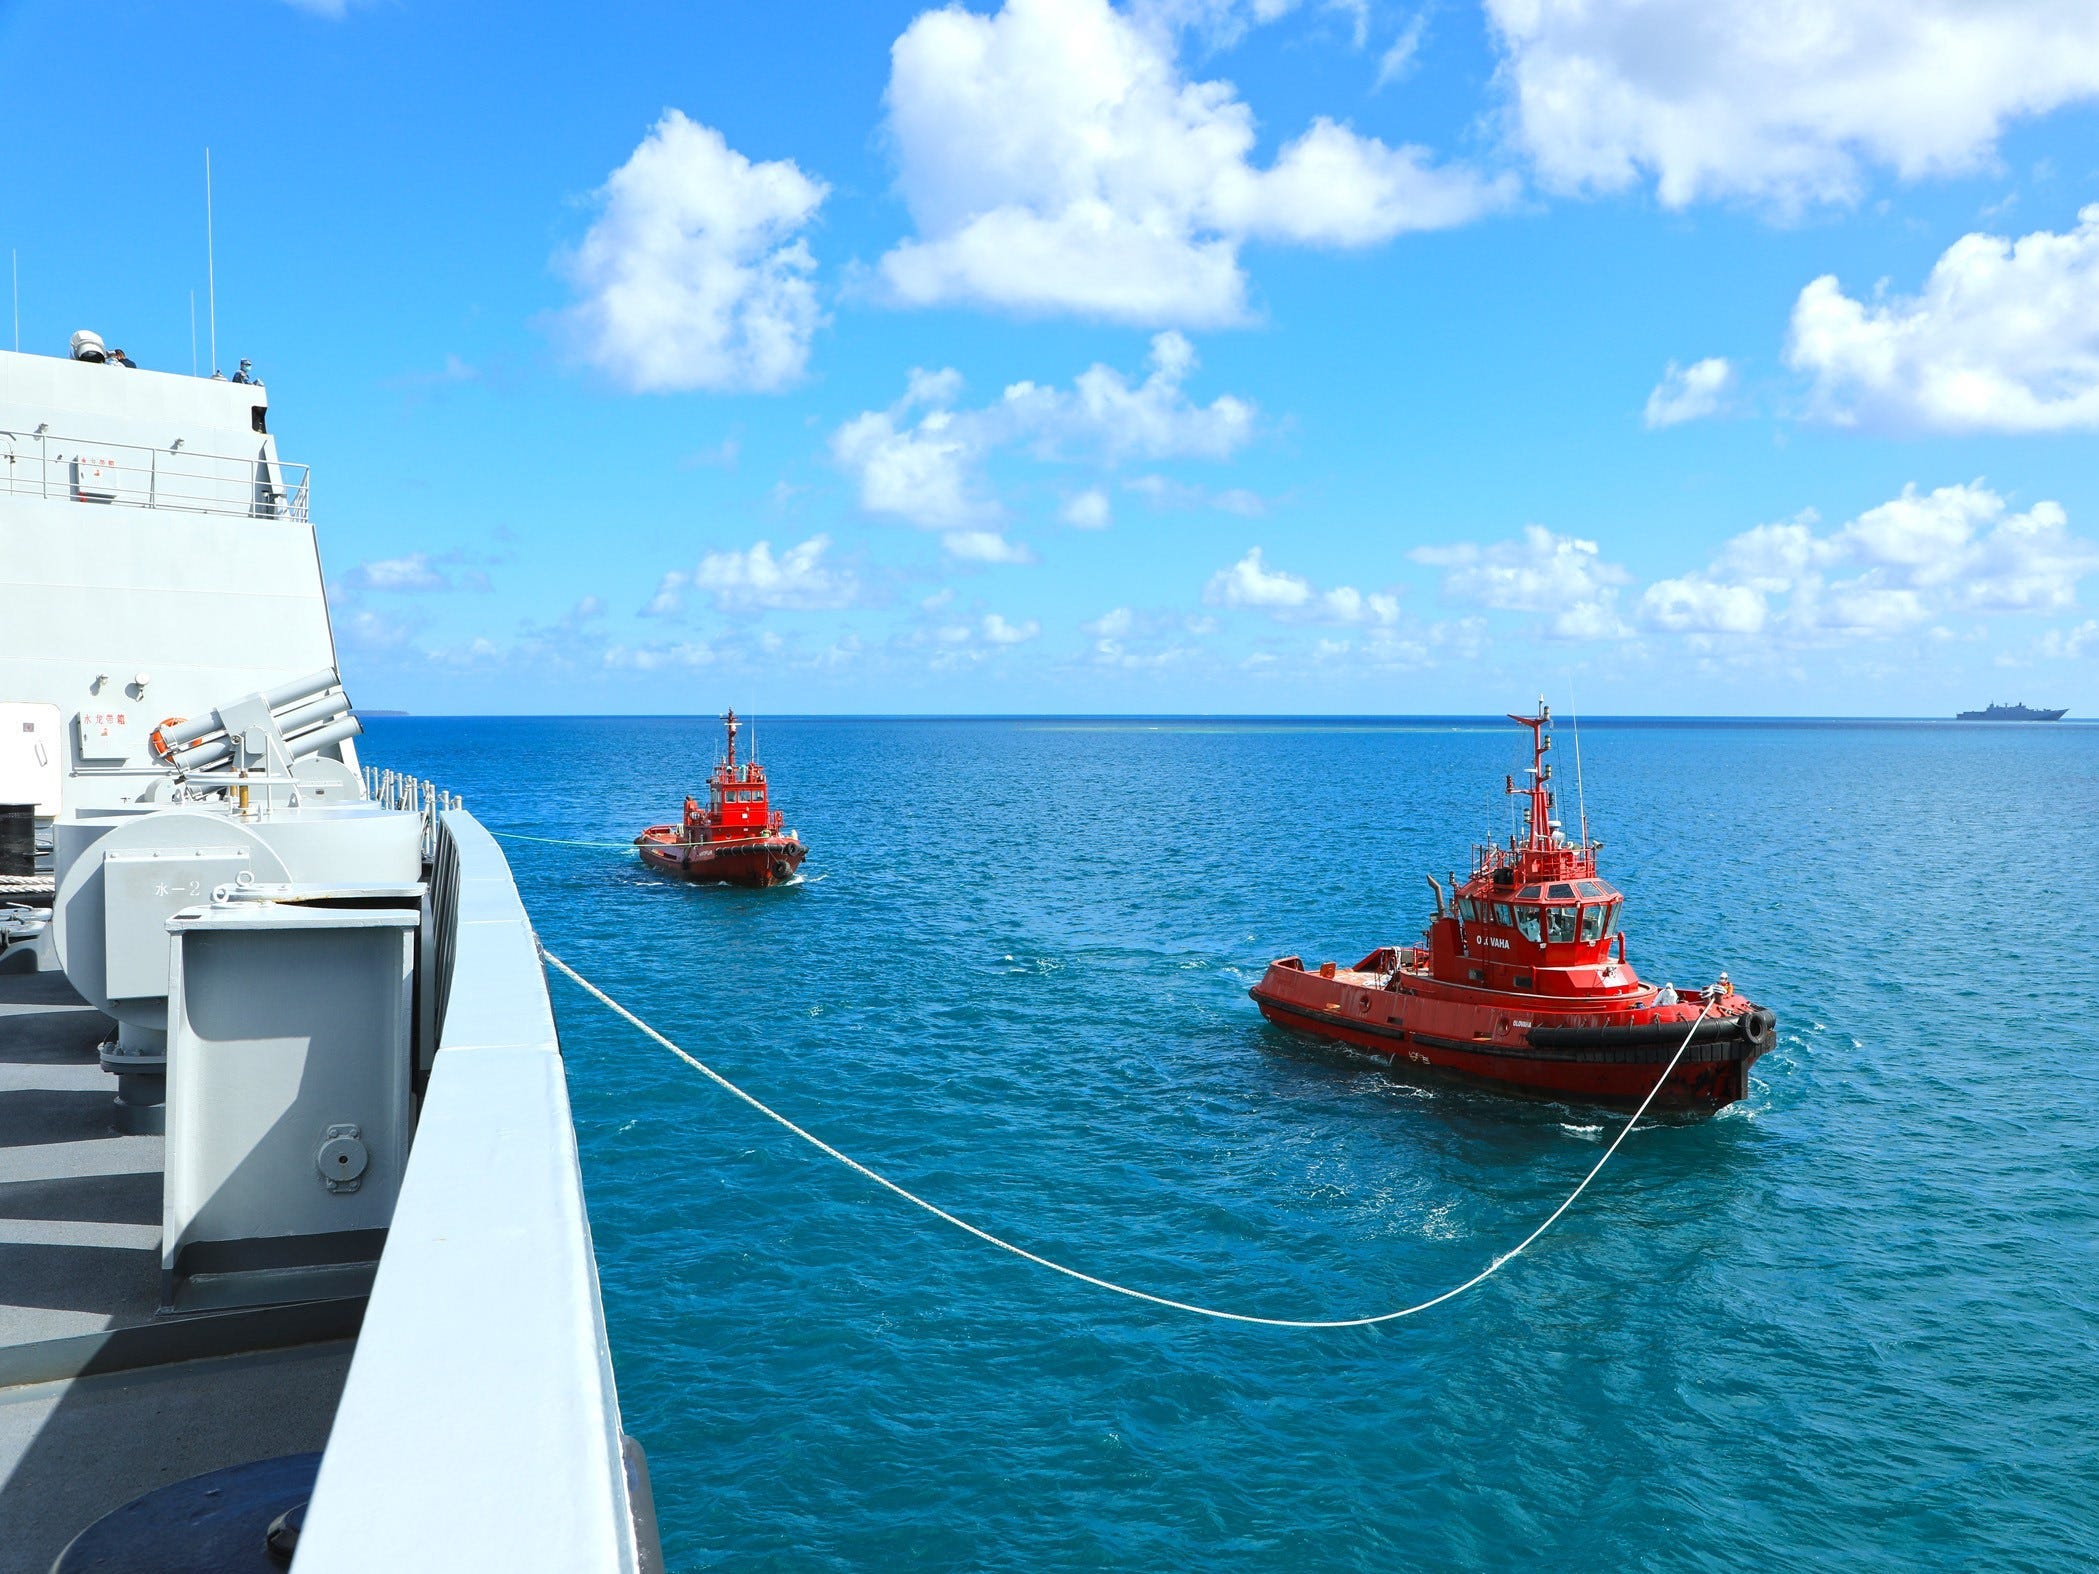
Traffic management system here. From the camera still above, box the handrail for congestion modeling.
[296,811,643,1572]
[0,426,309,521]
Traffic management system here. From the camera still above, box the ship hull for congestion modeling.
[635,831,807,888]
[1249,965,1774,1114]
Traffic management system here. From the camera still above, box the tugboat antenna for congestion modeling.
[1567,682,1590,849]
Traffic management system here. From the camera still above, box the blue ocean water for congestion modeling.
[365,716,2099,1572]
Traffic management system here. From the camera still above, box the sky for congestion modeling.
[5,0,2099,716]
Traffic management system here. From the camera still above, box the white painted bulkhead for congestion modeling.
[0,347,343,813]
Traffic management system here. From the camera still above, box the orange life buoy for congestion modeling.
[148,716,189,758]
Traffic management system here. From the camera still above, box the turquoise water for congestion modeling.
[366,717,2098,1571]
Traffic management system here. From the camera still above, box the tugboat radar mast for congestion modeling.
[1492,700,1596,884]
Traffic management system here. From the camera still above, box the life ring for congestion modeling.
[148,716,189,758]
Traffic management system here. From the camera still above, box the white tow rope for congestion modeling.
[541,947,1714,1329]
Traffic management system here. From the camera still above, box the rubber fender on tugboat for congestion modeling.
[1525,1016,1754,1050]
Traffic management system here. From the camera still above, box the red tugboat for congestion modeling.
[635,709,807,887]
[1248,702,1775,1113]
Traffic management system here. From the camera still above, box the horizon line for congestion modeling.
[352,710,2090,723]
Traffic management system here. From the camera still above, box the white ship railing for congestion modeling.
[0,427,309,521]
[297,811,645,1572]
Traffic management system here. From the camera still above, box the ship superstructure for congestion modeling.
[0,342,655,1567]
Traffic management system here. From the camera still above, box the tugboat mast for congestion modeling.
[1506,698,1557,853]
[1489,699,1597,884]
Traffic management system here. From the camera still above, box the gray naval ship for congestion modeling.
[0,337,658,1570]
[1953,701,2069,721]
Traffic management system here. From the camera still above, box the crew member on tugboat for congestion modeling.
[1248,701,1776,1113]
[635,709,808,888]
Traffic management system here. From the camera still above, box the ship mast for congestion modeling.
[1506,699,1555,851]
[722,708,740,774]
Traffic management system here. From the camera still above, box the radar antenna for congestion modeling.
[204,149,218,377]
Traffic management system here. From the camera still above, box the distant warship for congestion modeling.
[1955,702,2068,721]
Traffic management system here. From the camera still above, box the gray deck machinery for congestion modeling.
[50,666,428,1311]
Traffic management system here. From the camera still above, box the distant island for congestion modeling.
[1955,702,2068,721]
[355,709,411,718]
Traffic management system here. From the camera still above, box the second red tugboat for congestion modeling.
[635,709,808,887]
[1248,702,1775,1114]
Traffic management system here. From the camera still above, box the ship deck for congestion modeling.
[0,960,357,1572]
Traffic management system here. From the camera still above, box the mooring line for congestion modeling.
[491,830,724,851]
[540,947,1713,1329]
[489,830,639,849]
[492,829,813,857]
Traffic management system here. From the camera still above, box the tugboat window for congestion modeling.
[1580,904,1606,941]
[1578,880,1607,899]
[1547,906,1578,943]
[1493,902,1514,927]
[1547,883,1576,900]
[1514,906,1542,941]
[1518,885,1541,900]
[1456,898,1476,921]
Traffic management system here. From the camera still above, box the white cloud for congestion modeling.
[1062,488,1113,529]
[1125,473,1266,514]
[344,553,451,592]
[1375,12,1429,89]
[1137,0,1350,47]
[943,529,1037,564]
[1786,206,2099,432]
[2034,619,2099,659]
[1640,577,1768,635]
[982,612,1041,644]
[900,606,1044,667]
[1487,0,2099,211]
[1637,482,2099,641]
[1205,548,1398,624]
[604,641,717,672]
[556,111,827,393]
[878,0,1509,323]
[1003,333,1254,462]
[1076,602,1207,668]
[1644,357,1735,428]
[646,534,860,615]
[831,383,991,532]
[336,607,420,652]
[1413,524,1631,638]
[1208,547,1311,609]
[832,334,1252,537]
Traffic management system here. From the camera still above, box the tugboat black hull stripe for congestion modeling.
[1250,993,1768,1066]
